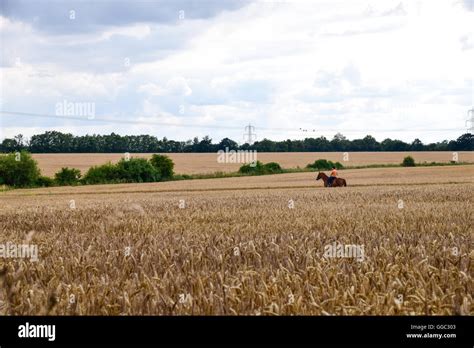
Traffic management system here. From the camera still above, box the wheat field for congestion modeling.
[0,166,472,315]
[32,151,474,177]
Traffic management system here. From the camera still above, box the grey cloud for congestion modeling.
[461,0,473,11]
[140,78,275,116]
[0,11,215,73]
[0,0,252,73]
[1,0,250,34]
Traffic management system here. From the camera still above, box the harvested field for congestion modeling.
[0,166,472,315]
[32,151,474,177]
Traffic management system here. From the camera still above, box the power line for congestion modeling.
[0,110,300,131]
[0,110,243,130]
[243,124,257,144]
[466,108,474,132]
[0,110,467,134]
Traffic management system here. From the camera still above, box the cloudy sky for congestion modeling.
[0,0,473,143]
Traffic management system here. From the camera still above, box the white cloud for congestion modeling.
[165,77,193,96]
[138,83,167,96]
[1,0,473,142]
[138,77,192,97]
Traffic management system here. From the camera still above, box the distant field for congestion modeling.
[5,165,474,197]
[32,151,474,177]
[0,166,472,315]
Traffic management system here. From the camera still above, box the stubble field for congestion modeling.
[0,166,472,315]
[32,151,474,177]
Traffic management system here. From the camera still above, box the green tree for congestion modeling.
[331,133,349,151]
[0,151,41,187]
[254,139,277,152]
[402,156,416,167]
[361,135,380,151]
[29,131,74,153]
[150,154,175,179]
[54,167,81,185]
[36,176,55,187]
[116,158,161,183]
[82,163,122,184]
[197,136,215,152]
[1,134,25,152]
[454,133,473,150]
[306,159,344,170]
[217,138,239,151]
[410,138,424,151]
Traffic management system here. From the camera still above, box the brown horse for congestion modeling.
[316,172,347,187]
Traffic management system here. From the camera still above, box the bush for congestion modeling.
[0,151,41,187]
[239,161,283,175]
[263,162,282,173]
[116,158,161,183]
[306,159,344,170]
[150,154,174,179]
[307,159,329,170]
[82,162,122,185]
[54,167,81,186]
[402,156,416,167]
[239,161,264,174]
[36,176,55,187]
[82,158,161,185]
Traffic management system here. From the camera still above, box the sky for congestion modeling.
[0,0,473,144]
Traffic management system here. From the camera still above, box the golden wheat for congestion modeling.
[0,166,472,315]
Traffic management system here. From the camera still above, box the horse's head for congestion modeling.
[316,172,323,180]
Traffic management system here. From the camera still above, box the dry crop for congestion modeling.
[0,167,472,315]
[32,151,474,177]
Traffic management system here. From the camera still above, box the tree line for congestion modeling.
[1,131,472,153]
[0,151,175,187]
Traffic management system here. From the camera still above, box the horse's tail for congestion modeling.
[343,179,347,187]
